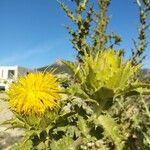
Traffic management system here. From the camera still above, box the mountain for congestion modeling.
[37,60,72,75]
[139,68,150,83]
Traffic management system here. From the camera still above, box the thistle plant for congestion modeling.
[131,0,150,64]
[59,0,122,62]
[64,50,148,105]
[2,0,150,150]
[62,49,150,150]
[8,72,61,115]
[92,0,121,52]
[2,72,60,149]
[59,0,150,149]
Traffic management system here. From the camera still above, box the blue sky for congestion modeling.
[0,0,149,69]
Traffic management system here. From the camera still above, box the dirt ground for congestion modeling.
[0,93,24,150]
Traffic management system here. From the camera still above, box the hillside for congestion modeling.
[139,68,150,83]
[37,60,72,75]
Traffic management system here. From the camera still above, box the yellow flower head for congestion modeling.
[8,72,60,115]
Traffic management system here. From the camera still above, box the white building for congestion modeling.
[0,66,31,90]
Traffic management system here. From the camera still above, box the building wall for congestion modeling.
[0,66,18,81]
[0,66,32,83]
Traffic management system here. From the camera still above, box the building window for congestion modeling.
[8,70,15,79]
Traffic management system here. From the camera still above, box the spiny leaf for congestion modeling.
[12,140,33,150]
[77,116,90,138]
[50,136,76,150]
[95,115,125,150]
[58,1,77,23]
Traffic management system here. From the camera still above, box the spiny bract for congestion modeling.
[8,72,60,115]
[83,49,141,91]
[64,49,148,102]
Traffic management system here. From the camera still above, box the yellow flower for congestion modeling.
[8,72,60,115]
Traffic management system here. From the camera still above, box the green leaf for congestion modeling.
[95,115,125,150]
[77,116,90,138]
[50,136,76,150]
[92,87,114,100]
[66,84,89,99]
[63,60,84,82]
[36,142,47,150]
[12,140,33,150]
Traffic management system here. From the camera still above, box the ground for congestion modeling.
[0,93,23,150]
